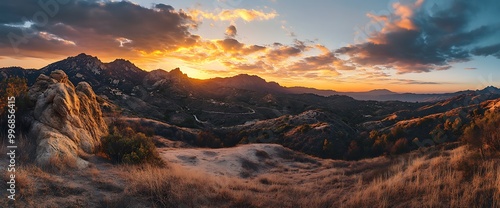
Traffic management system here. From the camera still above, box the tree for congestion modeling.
[0,77,29,115]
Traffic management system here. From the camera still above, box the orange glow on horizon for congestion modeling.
[0,55,472,94]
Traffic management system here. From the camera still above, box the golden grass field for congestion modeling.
[1,142,499,208]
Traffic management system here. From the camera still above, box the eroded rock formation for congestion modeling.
[28,70,107,168]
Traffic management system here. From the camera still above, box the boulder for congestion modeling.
[28,70,108,168]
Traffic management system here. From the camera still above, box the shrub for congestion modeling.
[369,130,379,139]
[346,140,361,160]
[390,138,409,155]
[462,110,500,158]
[390,126,405,140]
[0,77,29,115]
[101,126,162,165]
[195,130,223,148]
[298,124,311,133]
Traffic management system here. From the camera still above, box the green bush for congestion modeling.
[101,126,162,165]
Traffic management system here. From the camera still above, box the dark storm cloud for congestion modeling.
[336,0,500,73]
[0,0,197,57]
[472,43,500,59]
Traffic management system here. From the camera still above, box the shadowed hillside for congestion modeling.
[1,55,499,208]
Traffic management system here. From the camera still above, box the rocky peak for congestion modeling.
[63,53,103,66]
[209,74,286,93]
[480,86,500,94]
[75,53,91,57]
[39,53,105,78]
[233,74,265,83]
[106,59,142,72]
[28,70,107,168]
[168,68,188,79]
[49,69,70,84]
[109,58,133,65]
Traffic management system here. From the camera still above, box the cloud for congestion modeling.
[464,67,477,70]
[286,45,354,73]
[170,34,347,79]
[0,0,350,84]
[154,3,174,12]
[354,73,445,85]
[0,0,288,73]
[337,0,500,73]
[222,60,273,72]
[188,8,278,22]
[472,43,500,59]
[225,25,237,38]
[280,22,296,37]
[392,79,443,85]
[261,39,311,64]
[0,0,197,58]
[38,31,76,46]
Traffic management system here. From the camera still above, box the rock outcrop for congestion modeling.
[28,70,107,168]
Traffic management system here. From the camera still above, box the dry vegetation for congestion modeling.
[1,111,499,208]
[3,141,498,208]
[344,146,500,208]
[1,108,499,207]
[120,144,499,208]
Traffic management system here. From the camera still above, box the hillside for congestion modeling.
[2,54,500,160]
[2,142,499,207]
[2,0,500,205]
[1,54,500,208]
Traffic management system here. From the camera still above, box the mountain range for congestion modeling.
[2,53,500,160]
[3,53,499,103]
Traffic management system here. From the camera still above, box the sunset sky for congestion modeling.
[1,0,499,93]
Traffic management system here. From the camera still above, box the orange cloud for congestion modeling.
[0,0,360,90]
[366,0,422,37]
[393,3,417,30]
[189,9,278,22]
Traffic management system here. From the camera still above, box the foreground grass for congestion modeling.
[343,147,500,208]
[1,144,499,208]
[115,144,500,208]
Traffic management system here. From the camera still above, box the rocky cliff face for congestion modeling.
[28,70,107,168]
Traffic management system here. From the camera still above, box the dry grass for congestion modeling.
[342,146,500,208]
[111,145,499,208]
[0,165,44,207]
[38,153,80,173]
[1,142,499,207]
[117,164,237,207]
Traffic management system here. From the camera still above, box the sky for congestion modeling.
[0,0,499,93]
